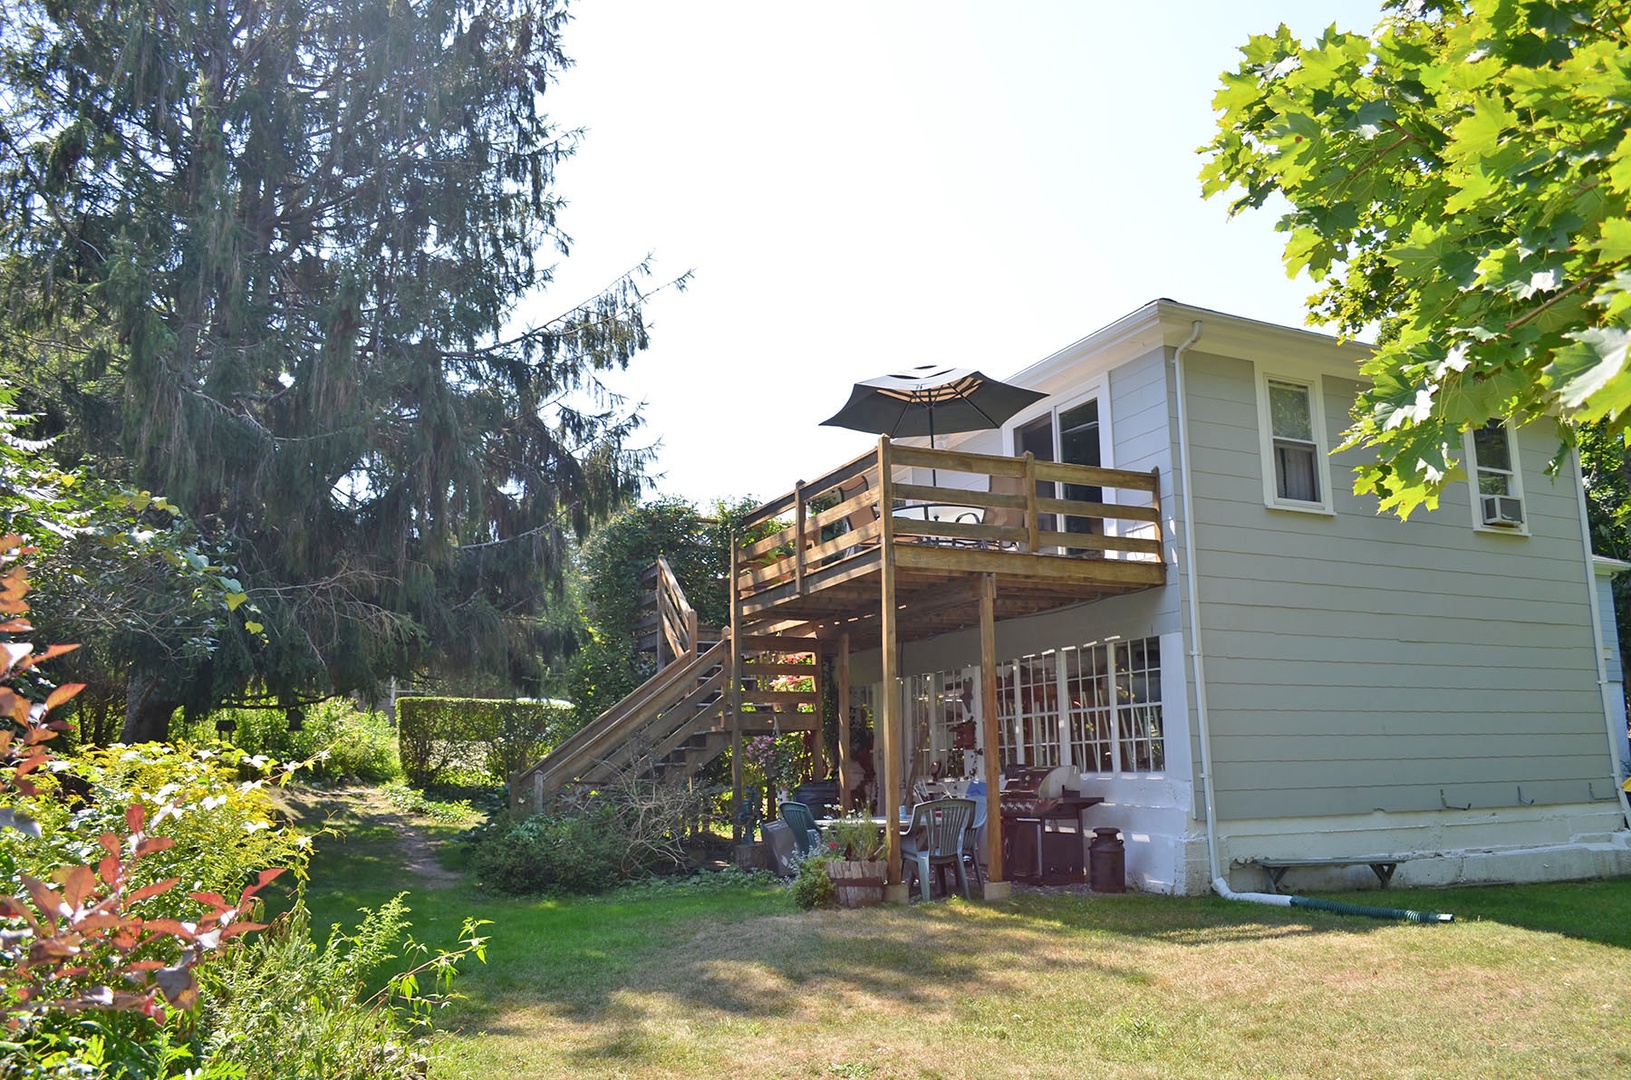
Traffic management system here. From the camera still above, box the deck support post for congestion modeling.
[729,535,745,844]
[793,480,806,595]
[837,632,852,812]
[811,643,827,783]
[979,572,1010,900]
[877,438,908,901]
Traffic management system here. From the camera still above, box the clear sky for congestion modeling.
[521,0,1388,507]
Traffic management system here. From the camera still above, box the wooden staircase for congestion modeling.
[509,557,818,814]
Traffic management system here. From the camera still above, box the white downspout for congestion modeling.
[1171,319,1284,904]
[1572,449,1631,823]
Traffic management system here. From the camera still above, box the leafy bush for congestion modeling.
[396,696,568,787]
[377,780,482,825]
[790,854,837,910]
[0,742,308,917]
[0,535,287,1046]
[193,896,485,1080]
[470,811,645,895]
[200,698,401,783]
[0,1008,198,1078]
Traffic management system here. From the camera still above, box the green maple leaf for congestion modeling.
[1546,326,1631,419]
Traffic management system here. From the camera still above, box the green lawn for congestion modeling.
[290,791,1631,1080]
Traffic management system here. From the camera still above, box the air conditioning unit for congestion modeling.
[1480,494,1524,527]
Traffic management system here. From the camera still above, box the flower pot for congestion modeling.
[826,859,886,908]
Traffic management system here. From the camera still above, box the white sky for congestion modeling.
[522,0,1388,507]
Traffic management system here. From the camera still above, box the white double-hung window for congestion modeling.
[1256,372,1333,513]
[1467,419,1525,530]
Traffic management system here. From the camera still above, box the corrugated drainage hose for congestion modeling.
[1212,877,1453,923]
[1288,895,1454,924]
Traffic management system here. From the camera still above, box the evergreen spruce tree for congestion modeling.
[0,0,673,738]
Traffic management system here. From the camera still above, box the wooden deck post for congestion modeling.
[794,480,806,595]
[811,644,827,783]
[1022,451,1040,553]
[877,438,907,901]
[837,631,852,812]
[979,572,1010,899]
[729,535,745,844]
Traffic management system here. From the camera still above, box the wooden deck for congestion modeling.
[727,437,1168,894]
[732,439,1166,648]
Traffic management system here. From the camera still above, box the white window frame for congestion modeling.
[1004,383,1115,471]
[1464,419,1528,535]
[1255,370,1334,515]
[997,637,1165,777]
[1004,381,1115,548]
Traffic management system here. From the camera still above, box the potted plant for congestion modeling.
[823,813,886,908]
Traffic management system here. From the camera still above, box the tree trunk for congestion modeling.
[121,673,179,744]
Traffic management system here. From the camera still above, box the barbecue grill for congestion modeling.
[999,766,1103,884]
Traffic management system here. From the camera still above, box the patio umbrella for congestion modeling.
[821,364,1045,448]
[820,364,1046,482]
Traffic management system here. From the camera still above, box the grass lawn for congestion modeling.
[290,790,1631,1080]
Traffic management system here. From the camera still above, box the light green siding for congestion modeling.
[1184,352,1610,821]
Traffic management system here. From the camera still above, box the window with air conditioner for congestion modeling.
[1255,371,1333,513]
[1468,419,1526,531]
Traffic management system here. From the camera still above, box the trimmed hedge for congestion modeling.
[396,696,570,787]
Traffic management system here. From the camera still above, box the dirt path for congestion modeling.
[354,790,464,888]
[281,786,465,888]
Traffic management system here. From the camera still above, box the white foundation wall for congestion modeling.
[1212,802,1631,894]
[1070,777,1202,895]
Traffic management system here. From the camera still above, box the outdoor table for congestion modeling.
[890,501,982,523]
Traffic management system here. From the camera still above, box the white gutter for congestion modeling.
[1573,449,1631,823]
[1170,320,1237,897]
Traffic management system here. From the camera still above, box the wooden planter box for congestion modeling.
[827,860,886,908]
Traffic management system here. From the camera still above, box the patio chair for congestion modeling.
[961,783,988,892]
[778,800,823,858]
[954,472,1025,550]
[900,798,975,902]
[831,473,878,561]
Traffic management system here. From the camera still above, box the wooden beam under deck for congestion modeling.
[737,546,1164,648]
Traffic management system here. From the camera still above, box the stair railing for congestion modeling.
[510,636,732,811]
[653,555,701,666]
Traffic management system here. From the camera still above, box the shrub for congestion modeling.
[200,698,402,783]
[396,696,567,787]
[0,742,308,918]
[470,811,642,895]
[0,1007,198,1077]
[0,531,288,1049]
[824,813,884,861]
[194,896,485,1080]
[790,854,837,910]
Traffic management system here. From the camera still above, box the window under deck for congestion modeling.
[732,441,1166,651]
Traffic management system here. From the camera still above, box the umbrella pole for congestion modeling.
[929,409,937,488]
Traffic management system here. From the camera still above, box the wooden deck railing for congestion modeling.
[652,555,701,665]
[735,440,1163,601]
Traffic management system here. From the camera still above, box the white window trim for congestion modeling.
[1255,368,1335,515]
[1464,421,1529,536]
[1002,380,1116,547]
[1003,380,1114,472]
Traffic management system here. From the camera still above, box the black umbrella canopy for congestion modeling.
[819,364,1047,441]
